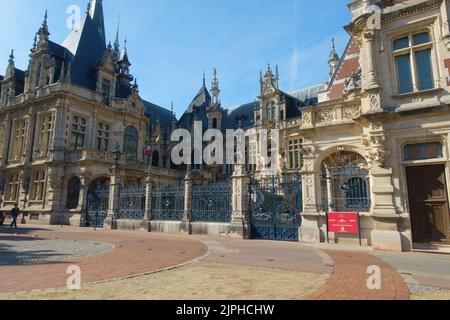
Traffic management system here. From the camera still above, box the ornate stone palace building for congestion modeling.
[0,0,180,226]
[1,0,450,251]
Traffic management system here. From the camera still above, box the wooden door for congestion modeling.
[406,165,450,243]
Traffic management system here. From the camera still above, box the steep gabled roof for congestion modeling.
[178,84,211,130]
[62,15,106,90]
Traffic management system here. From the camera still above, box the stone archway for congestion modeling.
[319,150,370,213]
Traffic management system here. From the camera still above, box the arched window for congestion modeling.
[152,151,160,167]
[124,126,139,161]
[66,177,81,209]
[320,151,370,212]
[212,118,218,129]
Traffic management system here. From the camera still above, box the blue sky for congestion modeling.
[0,0,351,116]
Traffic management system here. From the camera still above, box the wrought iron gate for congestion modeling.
[151,186,185,221]
[320,153,370,212]
[119,187,145,220]
[86,186,110,228]
[249,175,303,241]
[192,183,232,222]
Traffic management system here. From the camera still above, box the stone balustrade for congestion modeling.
[280,103,362,130]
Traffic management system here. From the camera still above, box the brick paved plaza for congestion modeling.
[0,225,449,300]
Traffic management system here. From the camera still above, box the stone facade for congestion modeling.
[2,0,450,252]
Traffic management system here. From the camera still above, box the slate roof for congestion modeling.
[57,3,174,131]
[178,84,211,130]
[221,85,321,130]
[62,15,106,90]
[225,102,256,129]
[144,100,176,128]
[288,84,322,107]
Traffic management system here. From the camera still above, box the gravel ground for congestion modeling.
[409,284,450,300]
[0,240,114,265]
[1,261,328,300]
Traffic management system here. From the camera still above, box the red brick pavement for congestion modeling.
[307,250,410,300]
[0,227,208,294]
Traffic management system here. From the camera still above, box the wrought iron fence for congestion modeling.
[191,183,232,223]
[151,186,185,221]
[118,186,146,220]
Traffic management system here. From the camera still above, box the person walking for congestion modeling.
[10,203,20,229]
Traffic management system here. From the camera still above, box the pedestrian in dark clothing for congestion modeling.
[10,203,20,229]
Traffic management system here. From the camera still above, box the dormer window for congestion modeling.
[393,31,435,94]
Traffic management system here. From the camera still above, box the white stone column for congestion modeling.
[299,142,321,243]
[104,166,122,230]
[181,166,193,234]
[231,164,249,238]
[78,169,91,227]
[142,171,153,232]
[362,29,383,114]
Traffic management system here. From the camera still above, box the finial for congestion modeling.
[86,1,91,15]
[114,15,120,50]
[203,72,206,87]
[8,49,14,65]
[32,33,37,51]
[332,38,336,51]
[171,101,174,114]
[38,10,50,38]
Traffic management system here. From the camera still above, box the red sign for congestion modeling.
[327,212,359,234]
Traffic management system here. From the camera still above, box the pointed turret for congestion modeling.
[113,16,121,60]
[328,38,340,80]
[88,0,106,44]
[5,50,15,79]
[210,68,220,106]
[36,10,50,52]
[118,38,131,75]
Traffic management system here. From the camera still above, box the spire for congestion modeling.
[328,38,340,80]
[8,50,14,66]
[31,33,37,53]
[275,65,279,89]
[88,0,106,44]
[36,10,50,51]
[6,49,15,79]
[202,72,206,88]
[114,15,120,60]
[210,68,220,106]
[132,78,139,93]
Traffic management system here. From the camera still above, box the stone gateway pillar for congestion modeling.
[104,165,122,230]
[181,166,193,234]
[142,171,153,232]
[231,164,249,239]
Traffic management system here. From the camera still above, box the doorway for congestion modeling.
[406,165,450,243]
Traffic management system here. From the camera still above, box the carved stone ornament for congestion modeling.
[342,104,361,120]
[316,108,335,125]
